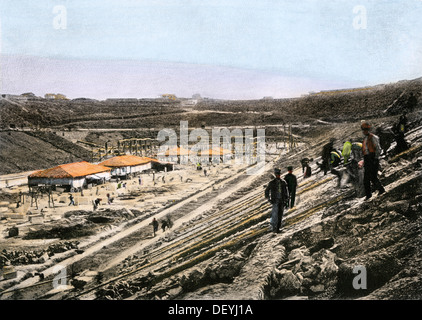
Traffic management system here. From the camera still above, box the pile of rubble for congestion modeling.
[23,222,95,240]
[1,241,79,267]
[22,208,147,240]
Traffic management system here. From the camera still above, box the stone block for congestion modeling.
[310,284,325,293]
[2,266,17,280]
[29,214,44,224]
[4,212,26,220]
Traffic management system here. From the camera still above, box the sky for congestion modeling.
[0,0,421,100]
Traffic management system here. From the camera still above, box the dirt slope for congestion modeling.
[0,79,421,301]
[55,111,421,301]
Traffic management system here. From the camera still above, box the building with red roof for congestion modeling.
[99,155,153,178]
[28,161,112,191]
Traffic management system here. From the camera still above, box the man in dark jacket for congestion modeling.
[284,166,297,209]
[265,168,289,233]
[361,121,385,200]
[152,218,159,237]
[320,139,335,175]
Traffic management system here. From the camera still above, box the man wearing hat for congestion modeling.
[265,168,289,233]
[284,166,297,209]
[361,121,385,200]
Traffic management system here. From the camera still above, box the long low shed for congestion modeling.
[99,155,152,178]
[99,155,173,177]
[28,161,112,191]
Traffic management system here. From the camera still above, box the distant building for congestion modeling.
[0,94,28,101]
[45,93,69,100]
[99,155,152,179]
[21,92,36,97]
[184,99,198,106]
[192,94,202,100]
[161,94,177,101]
[262,96,273,100]
[158,146,191,164]
[28,161,112,192]
[100,155,173,178]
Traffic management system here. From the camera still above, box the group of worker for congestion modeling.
[148,116,409,237]
[265,116,411,234]
[151,216,173,237]
[313,119,404,202]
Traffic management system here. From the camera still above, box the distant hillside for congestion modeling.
[0,131,92,174]
[0,78,420,175]
[1,78,420,130]
[0,98,182,130]
[195,77,422,125]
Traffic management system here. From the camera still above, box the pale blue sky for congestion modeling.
[1,0,421,99]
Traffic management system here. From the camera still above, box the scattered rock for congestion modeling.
[268,269,302,298]
[309,237,335,255]
[310,284,325,293]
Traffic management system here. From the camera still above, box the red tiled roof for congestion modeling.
[99,155,152,168]
[197,147,232,156]
[164,147,191,156]
[139,156,161,163]
[28,161,111,179]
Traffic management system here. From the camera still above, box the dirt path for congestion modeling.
[99,161,274,272]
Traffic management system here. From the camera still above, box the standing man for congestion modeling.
[361,121,386,200]
[265,168,289,233]
[284,166,297,209]
[152,218,159,237]
[330,149,343,187]
[321,138,335,175]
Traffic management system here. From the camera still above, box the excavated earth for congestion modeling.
[0,80,421,302]
[1,111,419,301]
[87,119,422,301]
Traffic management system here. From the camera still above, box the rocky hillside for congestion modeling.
[0,78,421,303]
[0,131,92,174]
[195,77,422,125]
[0,78,420,176]
[57,109,421,301]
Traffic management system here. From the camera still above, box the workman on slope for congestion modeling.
[361,121,385,200]
[265,168,289,233]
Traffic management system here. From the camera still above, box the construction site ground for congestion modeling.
[0,109,421,302]
[0,154,279,298]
